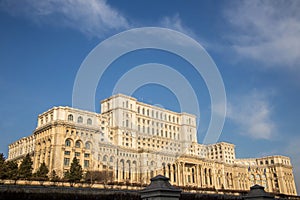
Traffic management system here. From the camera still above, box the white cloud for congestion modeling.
[0,0,129,38]
[224,0,300,68]
[159,14,212,50]
[227,90,275,139]
[160,14,197,40]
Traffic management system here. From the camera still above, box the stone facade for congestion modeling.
[7,94,297,195]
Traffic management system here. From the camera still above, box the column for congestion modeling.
[198,165,202,187]
[182,162,185,186]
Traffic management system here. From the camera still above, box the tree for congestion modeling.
[50,170,60,182]
[65,157,82,183]
[18,154,33,179]
[0,153,18,180]
[5,160,18,180]
[0,153,5,179]
[34,162,49,180]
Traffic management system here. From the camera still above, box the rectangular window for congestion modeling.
[75,152,80,157]
[84,160,89,168]
[84,153,90,158]
[64,158,70,166]
[64,151,71,155]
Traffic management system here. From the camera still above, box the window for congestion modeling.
[77,116,83,123]
[87,118,92,125]
[68,114,73,121]
[75,152,80,157]
[64,151,71,155]
[75,141,81,148]
[110,156,114,162]
[84,160,89,168]
[65,139,71,147]
[103,155,107,162]
[85,142,91,149]
[64,158,70,166]
[84,153,90,158]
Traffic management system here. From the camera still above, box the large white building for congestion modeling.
[8,94,297,195]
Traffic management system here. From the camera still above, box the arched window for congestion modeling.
[85,142,91,149]
[151,161,155,166]
[75,140,81,148]
[77,116,83,123]
[68,114,73,121]
[65,139,71,147]
[110,156,114,162]
[103,155,107,162]
[87,118,92,125]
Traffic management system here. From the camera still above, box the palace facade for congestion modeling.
[7,94,297,195]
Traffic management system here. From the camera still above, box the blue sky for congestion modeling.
[0,0,299,191]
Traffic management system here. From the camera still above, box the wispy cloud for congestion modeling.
[224,0,300,69]
[160,15,198,40]
[227,90,275,139]
[0,0,129,38]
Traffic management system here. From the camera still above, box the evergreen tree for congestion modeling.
[5,160,18,180]
[34,162,49,180]
[50,170,60,182]
[18,154,33,179]
[0,153,4,164]
[65,157,82,183]
[0,153,5,179]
